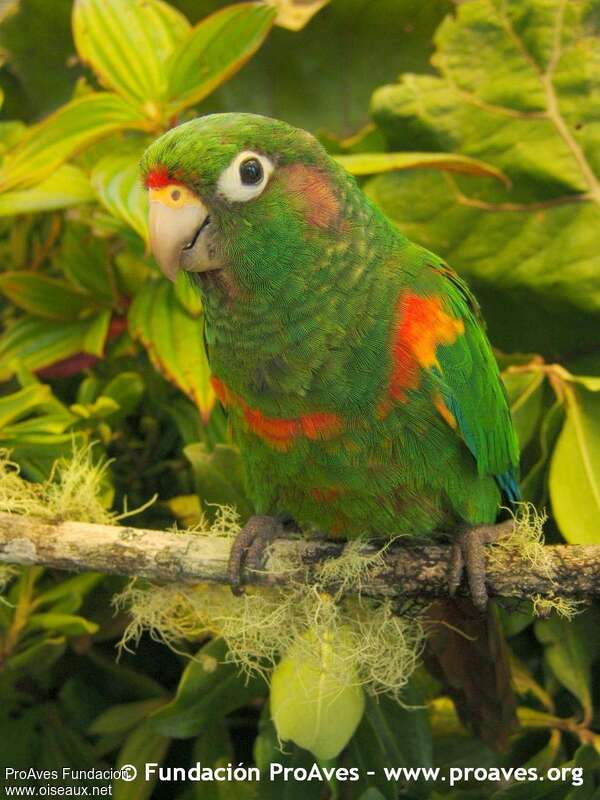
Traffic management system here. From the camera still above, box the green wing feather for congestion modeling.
[431,265,520,501]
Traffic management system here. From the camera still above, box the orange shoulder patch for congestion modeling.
[387,291,464,404]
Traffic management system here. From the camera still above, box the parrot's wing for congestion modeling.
[431,264,520,502]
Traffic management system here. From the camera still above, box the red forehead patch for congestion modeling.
[145,166,175,189]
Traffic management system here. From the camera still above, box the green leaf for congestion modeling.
[205,0,449,136]
[368,0,600,354]
[534,608,600,720]
[191,718,235,800]
[91,149,149,243]
[0,0,79,122]
[184,442,254,520]
[254,707,323,800]
[270,626,365,760]
[521,398,565,503]
[0,272,98,321]
[549,385,600,543]
[101,372,145,417]
[166,3,276,113]
[26,613,99,637]
[0,383,55,429]
[348,690,432,800]
[0,93,150,192]
[0,314,111,379]
[128,279,214,420]
[33,573,104,611]
[73,0,190,111]
[58,223,116,304]
[112,722,170,800]
[89,698,168,735]
[336,151,507,183]
[0,165,94,216]
[6,636,67,675]
[503,370,546,450]
[149,638,265,738]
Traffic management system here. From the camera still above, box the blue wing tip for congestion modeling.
[496,470,521,504]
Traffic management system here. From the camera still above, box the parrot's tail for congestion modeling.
[423,598,518,751]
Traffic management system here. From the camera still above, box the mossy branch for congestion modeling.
[0,512,599,601]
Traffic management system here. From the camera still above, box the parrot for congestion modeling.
[141,113,520,749]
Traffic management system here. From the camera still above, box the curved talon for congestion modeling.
[447,524,508,612]
[227,514,290,595]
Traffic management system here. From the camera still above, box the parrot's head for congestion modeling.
[141,113,353,290]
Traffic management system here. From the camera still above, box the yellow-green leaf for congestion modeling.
[549,385,600,544]
[266,0,330,31]
[128,280,214,420]
[0,164,94,216]
[270,626,365,760]
[73,0,190,111]
[0,315,111,379]
[336,151,508,183]
[166,3,276,114]
[92,150,148,242]
[113,723,170,800]
[0,273,98,321]
[0,93,149,192]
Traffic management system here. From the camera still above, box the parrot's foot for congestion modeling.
[447,521,512,612]
[228,513,299,596]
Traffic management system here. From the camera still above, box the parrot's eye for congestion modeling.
[217,150,274,203]
[239,158,263,185]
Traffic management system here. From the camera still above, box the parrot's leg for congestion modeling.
[447,520,513,611]
[228,513,299,596]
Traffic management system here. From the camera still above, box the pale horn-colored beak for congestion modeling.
[148,185,211,281]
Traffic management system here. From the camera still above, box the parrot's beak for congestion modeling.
[148,185,221,281]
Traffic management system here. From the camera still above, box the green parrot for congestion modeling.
[141,113,520,748]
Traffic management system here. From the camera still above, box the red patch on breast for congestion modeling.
[211,376,343,450]
[282,164,340,230]
[383,291,465,407]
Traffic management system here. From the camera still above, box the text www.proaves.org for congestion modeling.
[382,765,583,787]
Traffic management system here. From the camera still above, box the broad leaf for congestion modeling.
[128,279,214,420]
[0,93,149,192]
[73,0,190,111]
[336,151,507,182]
[184,442,254,520]
[348,690,432,800]
[534,608,600,721]
[549,385,600,544]
[89,698,167,735]
[503,370,546,450]
[166,3,276,113]
[0,383,58,429]
[0,313,111,379]
[0,272,98,321]
[266,0,330,31]
[0,165,94,216]
[205,0,450,136]
[149,638,265,738]
[113,723,170,800]
[368,0,600,354]
[91,149,149,243]
[271,627,365,760]
[58,223,116,304]
[254,707,323,800]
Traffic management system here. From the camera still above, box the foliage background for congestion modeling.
[0,0,599,797]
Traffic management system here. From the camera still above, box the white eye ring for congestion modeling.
[216,150,274,203]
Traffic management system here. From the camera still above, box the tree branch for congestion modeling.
[0,512,598,601]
